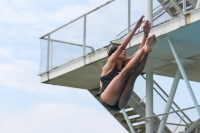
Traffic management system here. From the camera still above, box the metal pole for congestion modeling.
[195,127,198,133]
[146,71,153,133]
[167,37,200,117]
[128,0,131,47]
[50,40,53,69]
[157,69,181,133]
[47,34,50,72]
[42,38,95,52]
[183,0,186,14]
[145,0,153,25]
[128,0,130,33]
[83,15,87,56]
[196,0,200,8]
[122,109,136,133]
[173,115,185,133]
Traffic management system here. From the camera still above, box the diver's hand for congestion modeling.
[135,15,144,29]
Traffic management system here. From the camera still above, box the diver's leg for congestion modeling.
[118,54,148,109]
[101,35,156,105]
[101,49,146,105]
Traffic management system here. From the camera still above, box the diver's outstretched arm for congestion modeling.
[107,16,144,63]
[123,20,151,66]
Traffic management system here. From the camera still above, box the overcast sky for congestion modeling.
[0,0,200,133]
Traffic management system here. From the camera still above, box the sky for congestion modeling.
[0,0,200,133]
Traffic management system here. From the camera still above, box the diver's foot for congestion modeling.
[143,34,156,53]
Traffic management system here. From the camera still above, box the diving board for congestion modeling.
[41,8,200,88]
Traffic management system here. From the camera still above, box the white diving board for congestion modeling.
[40,8,200,90]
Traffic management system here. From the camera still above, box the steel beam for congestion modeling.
[157,69,181,133]
[169,0,183,14]
[197,0,200,8]
[122,109,136,133]
[167,37,200,117]
[185,118,200,133]
[146,71,154,133]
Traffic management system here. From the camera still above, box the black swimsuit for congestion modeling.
[100,66,122,111]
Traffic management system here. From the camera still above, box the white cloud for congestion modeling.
[0,0,145,39]
[0,0,112,24]
[0,45,72,95]
[0,103,127,133]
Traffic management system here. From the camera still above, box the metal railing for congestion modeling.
[130,74,199,132]
[141,75,192,125]
[39,0,115,74]
[39,0,200,74]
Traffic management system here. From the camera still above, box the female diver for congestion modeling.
[99,16,157,111]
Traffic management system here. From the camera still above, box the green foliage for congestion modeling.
[179,123,200,133]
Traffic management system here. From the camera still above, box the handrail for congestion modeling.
[40,0,115,39]
[39,0,198,75]
[153,87,188,124]
[137,105,200,121]
[115,0,172,40]
[141,75,192,123]
[42,38,95,52]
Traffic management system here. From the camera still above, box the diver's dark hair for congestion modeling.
[107,43,121,57]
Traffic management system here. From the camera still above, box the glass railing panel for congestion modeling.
[39,39,48,74]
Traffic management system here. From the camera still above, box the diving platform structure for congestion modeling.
[39,0,200,133]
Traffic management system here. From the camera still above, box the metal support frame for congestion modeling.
[183,0,186,14]
[185,118,200,133]
[141,75,192,124]
[153,78,192,123]
[167,37,200,117]
[196,0,200,8]
[169,0,183,14]
[83,15,87,56]
[122,109,136,133]
[145,0,153,25]
[158,69,181,133]
[146,71,154,133]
